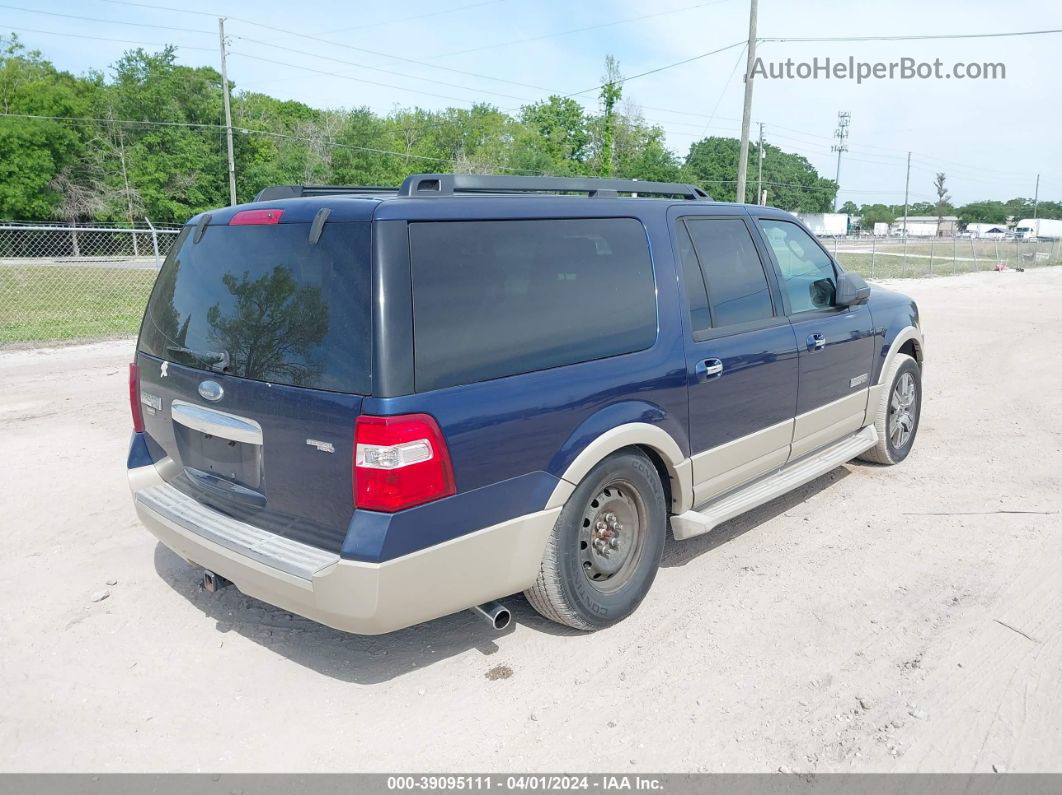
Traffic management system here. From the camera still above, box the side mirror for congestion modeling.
[836,271,871,306]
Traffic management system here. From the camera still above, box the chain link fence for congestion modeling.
[2,220,1061,348]
[0,221,181,346]
[828,234,1062,280]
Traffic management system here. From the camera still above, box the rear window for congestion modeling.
[138,221,371,394]
[409,218,656,391]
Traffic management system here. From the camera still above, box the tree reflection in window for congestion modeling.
[206,266,328,385]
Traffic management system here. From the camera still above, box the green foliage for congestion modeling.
[956,200,1008,225]
[598,55,622,177]
[0,36,97,219]
[838,201,859,215]
[684,137,837,210]
[859,204,898,227]
[1,39,1055,224]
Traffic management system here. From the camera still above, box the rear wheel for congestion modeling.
[525,450,666,631]
[859,353,921,465]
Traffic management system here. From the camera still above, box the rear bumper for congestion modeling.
[129,463,558,635]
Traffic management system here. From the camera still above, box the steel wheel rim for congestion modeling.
[578,479,648,594]
[888,371,917,449]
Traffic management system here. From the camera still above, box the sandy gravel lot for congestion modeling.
[1,268,1060,773]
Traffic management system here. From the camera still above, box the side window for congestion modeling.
[685,218,775,328]
[675,221,711,333]
[759,219,837,313]
[409,218,656,391]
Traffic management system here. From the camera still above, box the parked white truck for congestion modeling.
[1013,219,1062,240]
[794,212,848,237]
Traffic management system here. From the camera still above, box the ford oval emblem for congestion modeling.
[198,380,224,402]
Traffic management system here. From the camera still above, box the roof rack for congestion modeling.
[252,175,711,203]
[253,184,398,202]
[397,173,711,200]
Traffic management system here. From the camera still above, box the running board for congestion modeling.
[670,425,878,541]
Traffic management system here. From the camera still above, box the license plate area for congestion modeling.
[175,424,263,490]
[170,400,265,495]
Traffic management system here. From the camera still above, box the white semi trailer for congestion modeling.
[1013,219,1062,240]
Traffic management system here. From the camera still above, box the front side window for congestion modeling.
[409,218,656,391]
[759,219,837,313]
[684,218,774,327]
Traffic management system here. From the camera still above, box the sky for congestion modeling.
[5,0,1061,207]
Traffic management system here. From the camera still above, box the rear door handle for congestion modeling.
[807,333,826,351]
[695,358,724,381]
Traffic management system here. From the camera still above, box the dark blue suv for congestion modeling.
[128,174,924,634]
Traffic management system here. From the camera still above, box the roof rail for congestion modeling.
[253,184,397,202]
[397,174,711,200]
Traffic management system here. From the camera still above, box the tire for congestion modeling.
[525,449,667,631]
[858,353,921,465]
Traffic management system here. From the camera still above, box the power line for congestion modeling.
[228,50,521,111]
[759,28,1062,43]
[699,43,747,136]
[0,25,215,51]
[229,34,531,102]
[565,41,747,97]
[0,4,212,35]
[424,0,735,59]
[328,0,505,35]
[97,0,505,35]
[0,111,543,173]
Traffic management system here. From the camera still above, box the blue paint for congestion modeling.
[131,190,920,566]
[127,431,154,469]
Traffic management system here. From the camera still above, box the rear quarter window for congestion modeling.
[409,218,657,391]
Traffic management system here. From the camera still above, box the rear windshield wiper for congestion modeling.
[166,345,231,372]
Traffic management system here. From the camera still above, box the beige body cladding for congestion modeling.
[131,327,921,634]
[130,462,559,635]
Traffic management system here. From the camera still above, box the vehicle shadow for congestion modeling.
[152,543,539,685]
[661,465,851,568]
[151,466,854,676]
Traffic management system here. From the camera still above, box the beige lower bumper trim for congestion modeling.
[131,466,558,635]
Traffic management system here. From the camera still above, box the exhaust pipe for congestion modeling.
[471,600,511,631]
[201,569,232,593]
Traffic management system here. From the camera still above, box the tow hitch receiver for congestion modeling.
[201,569,232,593]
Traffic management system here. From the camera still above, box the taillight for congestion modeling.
[354,414,456,512]
[230,208,284,225]
[129,362,144,433]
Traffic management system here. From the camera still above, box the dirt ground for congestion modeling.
[1,268,1060,773]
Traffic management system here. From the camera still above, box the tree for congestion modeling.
[933,172,951,235]
[4,37,1061,225]
[519,96,590,173]
[106,47,228,217]
[956,200,1008,226]
[839,200,859,215]
[0,36,96,219]
[684,137,836,211]
[859,203,898,228]
[598,55,622,177]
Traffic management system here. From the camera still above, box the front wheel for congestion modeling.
[525,450,666,631]
[859,353,922,465]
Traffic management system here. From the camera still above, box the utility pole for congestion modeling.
[756,122,765,205]
[1033,173,1040,219]
[901,151,911,237]
[735,0,758,204]
[831,111,850,211]
[218,17,237,206]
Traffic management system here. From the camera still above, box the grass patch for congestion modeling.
[0,266,156,345]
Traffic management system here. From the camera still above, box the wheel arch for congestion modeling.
[878,326,924,384]
[545,421,694,514]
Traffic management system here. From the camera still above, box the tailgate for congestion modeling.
[133,216,371,552]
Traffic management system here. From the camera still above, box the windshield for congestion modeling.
[138,220,371,394]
